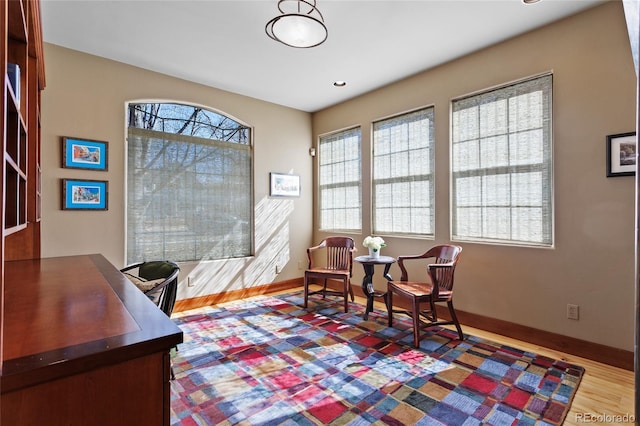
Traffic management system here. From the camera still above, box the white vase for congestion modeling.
[368,248,379,259]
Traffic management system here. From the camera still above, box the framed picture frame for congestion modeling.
[606,132,637,177]
[270,172,301,197]
[62,137,109,171]
[62,179,109,210]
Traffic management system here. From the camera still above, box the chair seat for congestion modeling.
[306,268,350,278]
[388,281,452,301]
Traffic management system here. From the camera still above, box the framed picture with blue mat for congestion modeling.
[62,136,108,171]
[61,179,108,210]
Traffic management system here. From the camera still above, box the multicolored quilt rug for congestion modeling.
[170,292,584,425]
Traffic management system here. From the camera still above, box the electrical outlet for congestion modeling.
[187,276,195,287]
[275,264,282,274]
[567,304,579,320]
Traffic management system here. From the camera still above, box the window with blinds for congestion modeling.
[372,107,435,236]
[318,127,362,232]
[451,74,553,246]
[126,102,252,263]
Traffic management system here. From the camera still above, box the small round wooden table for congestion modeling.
[354,255,396,320]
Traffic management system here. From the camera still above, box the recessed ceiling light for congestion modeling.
[522,0,540,4]
[333,81,347,87]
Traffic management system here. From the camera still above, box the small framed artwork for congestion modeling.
[270,172,301,197]
[62,137,108,171]
[62,179,109,210]
[606,132,637,177]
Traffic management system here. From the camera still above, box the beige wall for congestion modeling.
[41,44,314,300]
[41,1,636,351]
[313,1,636,351]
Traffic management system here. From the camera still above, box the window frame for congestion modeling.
[450,73,554,247]
[371,106,436,237]
[317,126,362,233]
[125,101,254,263]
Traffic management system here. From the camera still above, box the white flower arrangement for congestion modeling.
[363,236,386,252]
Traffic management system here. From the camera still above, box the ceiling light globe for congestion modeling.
[266,0,328,48]
[271,15,327,48]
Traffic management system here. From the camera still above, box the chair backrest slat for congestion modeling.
[428,245,461,294]
[309,236,355,273]
[327,246,350,270]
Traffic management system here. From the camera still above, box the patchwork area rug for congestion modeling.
[170,292,584,425]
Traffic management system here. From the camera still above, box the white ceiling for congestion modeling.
[40,0,607,112]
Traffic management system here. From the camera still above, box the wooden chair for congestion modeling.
[121,260,180,379]
[121,260,180,318]
[303,236,356,313]
[387,245,463,348]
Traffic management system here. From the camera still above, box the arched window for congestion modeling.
[126,102,252,263]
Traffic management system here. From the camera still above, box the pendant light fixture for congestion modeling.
[265,0,328,48]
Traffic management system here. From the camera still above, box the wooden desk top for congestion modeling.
[1,254,183,393]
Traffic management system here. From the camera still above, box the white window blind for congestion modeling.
[373,107,435,236]
[451,74,553,246]
[127,103,252,263]
[318,127,362,231]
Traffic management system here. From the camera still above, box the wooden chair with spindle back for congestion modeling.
[303,236,356,313]
[387,244,463,348]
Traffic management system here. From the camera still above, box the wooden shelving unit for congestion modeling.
[2,0,44,259]
[1,0,46,374]
[5,0,28,236]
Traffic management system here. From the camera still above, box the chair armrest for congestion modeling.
[151,267,181,293]
[427,262,455,299]
[396,254,430,281]
[120,262,144,273]
[306,242,327,269]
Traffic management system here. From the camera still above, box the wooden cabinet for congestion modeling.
[1,255,183,425]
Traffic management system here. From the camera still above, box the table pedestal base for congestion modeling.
[355,256,396,320]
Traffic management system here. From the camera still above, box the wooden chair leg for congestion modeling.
[448,300,464,340]
[303,275,309,308]
[387,288,394,327]
[382,292,389,317]
[412,299,420,348]
[343,279,349,313]
[348,282,355,302]
[430,300,438,321]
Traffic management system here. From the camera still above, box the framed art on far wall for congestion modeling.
[606,131,637,177]
[62,136,109,171]
[62,179,109,210]
[270,173,301,197]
